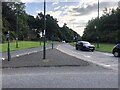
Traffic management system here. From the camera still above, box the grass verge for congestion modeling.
[0,41,45,52]
[69,42,115,53]
[92,43,115,53]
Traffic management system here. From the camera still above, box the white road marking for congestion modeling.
[16,51,38,57]
[16,55,19,57]
[103,53,112,56]
[2,58,5,60]
[83,55,91,58]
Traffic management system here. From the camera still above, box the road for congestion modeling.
[2,43,119,88]
[57,43,119,70]
[3,66,118,88]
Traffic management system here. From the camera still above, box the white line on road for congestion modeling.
[16,55,19,57]
[2,58,5,60]
[103,53,112,56]
[83,55,91,58]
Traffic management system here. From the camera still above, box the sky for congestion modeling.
[21,0,119,36]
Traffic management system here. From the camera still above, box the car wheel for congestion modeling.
[91,49,94,52]
[76,47,78,50]
[113,51,119,57]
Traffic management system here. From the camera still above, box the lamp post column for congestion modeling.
[97,0,100,48]
[7,31,10,61]
[43,0,46,59]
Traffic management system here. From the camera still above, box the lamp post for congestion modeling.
[16,3,19,48]
[43,0,46,59]
[97,0,100,48]
[52,35,54,49]
[7,31,10,61]
[98,0,99,20]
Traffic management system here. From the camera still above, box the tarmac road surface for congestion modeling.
[57,43,119,70]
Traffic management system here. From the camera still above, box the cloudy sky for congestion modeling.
[22,0,119,36]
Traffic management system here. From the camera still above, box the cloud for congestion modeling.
[52,2,59,5]
[24,0,119,36]
[21,0,43,3]
[47,10,62,19]
[54,6,61,10]
[67,2,118,16]
[69,18,76,22]
[47,1,118,36]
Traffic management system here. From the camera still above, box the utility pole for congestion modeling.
[43,0,46,59]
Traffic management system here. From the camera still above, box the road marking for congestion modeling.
[16,55,19,57]
[103,53,112,56]
[2,58,5,60]
[83,55,91,58]
[16,53,27,57]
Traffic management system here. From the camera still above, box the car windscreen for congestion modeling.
[83,42,91,46]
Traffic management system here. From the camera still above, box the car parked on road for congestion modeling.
[112,43,120,57]
[76,41,95,52]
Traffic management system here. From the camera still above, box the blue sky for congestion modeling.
[25,2,78,16]
[22,0,119,36]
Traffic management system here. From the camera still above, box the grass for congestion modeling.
[0,41,45,52]
[92,43,115,53]
[69,42,115,53]
[69,42,76,46]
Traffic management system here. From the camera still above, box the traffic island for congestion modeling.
[2,49,89,68]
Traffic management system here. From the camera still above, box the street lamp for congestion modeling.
[16,3,19,48]
[98,0,99,19]
[16,2,25,48]
[6,31,11,61]
[43,0,46,59]
[51,35,54,49]
[97,0,100,48]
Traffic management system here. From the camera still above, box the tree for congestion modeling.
[2,3,81,42]
[82,7,120,43]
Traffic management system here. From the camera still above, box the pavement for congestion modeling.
[1,42,59,60]
[2,48,89,68]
